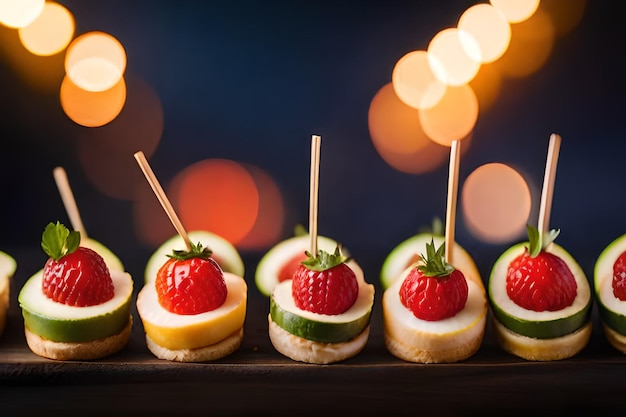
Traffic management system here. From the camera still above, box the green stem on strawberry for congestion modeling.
[418,239,455,278]
[301,246,350,272]
[167,241,213,261]
[526,224,560,258]
[41,221,80,261]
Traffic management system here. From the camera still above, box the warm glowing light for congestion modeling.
[419,84,479,147]
[462,163,531,243]
[236,164,285,250]
[172,160,259,245]
[492,8,554,78]
[18,2,74,56]
[490,0,540,24]
[368,83,449,174]
[427,28,481,86]
[78,75,163,200]
[540,0,586,37]
[0,24,64,92]
[392,50,446,109]
[60,75,126,127]
[458,3,511,63]
[0,0,44,28]
[134,179,180,248]
[65,31,126,92]
[469,62,503,112]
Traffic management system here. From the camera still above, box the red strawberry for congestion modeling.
[278,252,308,283]
[505,226,577,312]
[292,247,358,315]
[155,242,227,315]
[399,240,468,321]
[40,221,114,307]
[611,251,626,301]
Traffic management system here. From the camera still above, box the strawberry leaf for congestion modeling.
[301,245,349,272]
[526,224,541,257]
[167,241,213,261]
[526,224,560,258]
[41,221,80,261]
[417,239,455,278]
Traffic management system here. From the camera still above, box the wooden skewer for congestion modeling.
[444,140,461,265]
[134,151,192,251]
[309,135,321,255]
[53,166,88,239]
[537,133,562,236]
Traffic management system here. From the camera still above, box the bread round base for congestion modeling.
[24,317,132,361]
[601,322,626,354]
[268,315,370,364]
[492,317,592,361]
[383,321,485,364]
[145,327,243,362]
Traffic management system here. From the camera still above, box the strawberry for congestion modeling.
[41,221,114,307]
[292,246,358,315]
[505,226,577,311]
[155,241,227,315]
[399,239,468,321]
[612,251,626,301]
[278,253,308,283]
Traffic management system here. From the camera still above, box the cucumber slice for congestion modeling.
[594,233,626,335]
[255,234,356,297]
[145,230,244,283]
[81,238,124,272]
[0,250,17,280]
[18,269,133,343]
[380,233,481,290]
[489,242,591,339]
[270,279,374,344]
[0,251,16,304]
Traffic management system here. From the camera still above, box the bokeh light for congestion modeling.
[491,7,555,79]
[0,0,44,28]
[77,75,163,199]
[427,28,481,86]
[60,75,126,127]
[170,159,260,245]
[236,164,285,250]
[462,163,532,243]
[490,0,540,24]
[392,50,446,109]
[458,3,511,63]
[419,84,479,147]
[368,83,450,174]
[133,175,177,248]
[541,0,586,37]
[18,1,74,56]
[0,24,64,92]
[65,31,126,92]
[469,62,503,112]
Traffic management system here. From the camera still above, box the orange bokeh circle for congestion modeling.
[171,159,260,245]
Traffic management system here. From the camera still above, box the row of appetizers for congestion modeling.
[1,220,626,364]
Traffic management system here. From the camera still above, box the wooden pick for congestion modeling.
[134,151,192,251]
[444,140,461,265]
[537,133,562,236]
[53,166,88,239]
[309,135,321,255]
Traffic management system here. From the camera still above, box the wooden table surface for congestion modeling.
[1,254,625,416]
